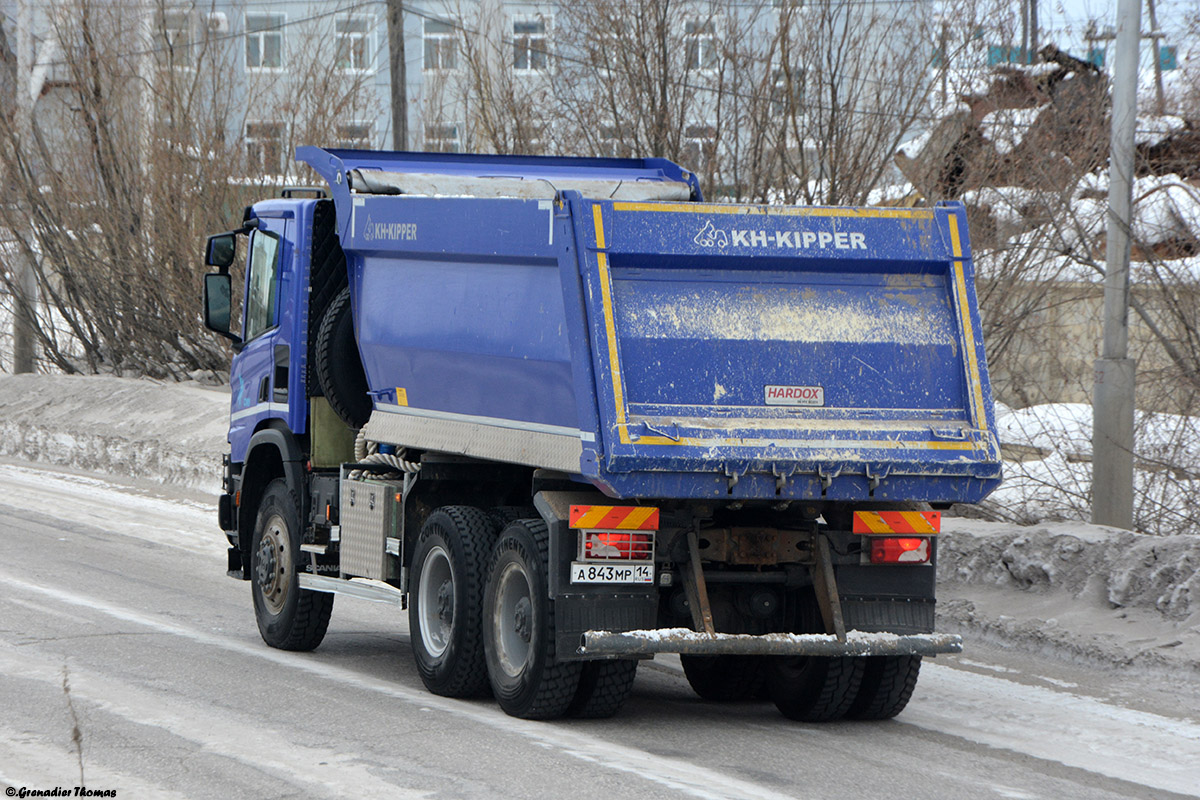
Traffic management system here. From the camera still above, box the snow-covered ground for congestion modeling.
[0,373,1197,676]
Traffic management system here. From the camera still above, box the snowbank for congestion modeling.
[939,519,1200,672]
[1,373,1196,670]
[0,373,228,493]
[941,519,1200,620]
[979,106,1044,156]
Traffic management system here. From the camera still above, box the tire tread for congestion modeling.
[569,660,638,718]
[410,506,498,698]
[486,519,581,720]
[846,656,922,720]
[252,480,333,652]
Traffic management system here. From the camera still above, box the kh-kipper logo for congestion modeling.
[362,215,418,243]
[693,219,868,251]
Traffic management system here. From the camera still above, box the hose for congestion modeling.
[350,429,420,479]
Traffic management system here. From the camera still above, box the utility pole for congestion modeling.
[1020,0,1029,62]
[1147,0,1165,115]
[386,0,408,150]
[939,18,949,106]
[11,0,36,374]
[1093,0,1141,531]
[1029,0,1038,56]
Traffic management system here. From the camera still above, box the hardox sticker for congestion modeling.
[764,385,825,407]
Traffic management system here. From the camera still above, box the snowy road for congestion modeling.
[0,462,1197,799]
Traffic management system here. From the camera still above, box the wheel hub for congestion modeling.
[417,544,455,658]
[436,580,454,625]
[256,538,277,587]
[255,517,291,615]
[512,597,531,643]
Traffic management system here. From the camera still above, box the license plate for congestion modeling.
[570,562,654,584]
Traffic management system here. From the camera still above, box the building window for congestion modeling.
[158,11,192,69]
[987,44,1030,66]
[684,19,717,71]
[424,19,457,71]
[513,18,550,72]
[245,13,284,70]
[336,17,372,72]
[1160,45,1177,71]
[335,123,372,149]
[599,124,634,158]
[681,124,716,172]
[425,123,461,153]
[246,122,285,173]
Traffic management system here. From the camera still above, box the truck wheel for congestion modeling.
[568,660,638,718]
[315,287,372,429]
[767,655,864,722]
[680,655,766,702]
[766,591,864,721]
[846,656,922,720]
[409,507,497,697]
[250,479,334,651]
[483,519,581,719]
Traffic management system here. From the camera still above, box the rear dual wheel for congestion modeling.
[483,520,583,719]
[569,659,638,718]
[766,590,863,722]
[766,590,922,721]
[409,507,499,697]
[847,656,922,720]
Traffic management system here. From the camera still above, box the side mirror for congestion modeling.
[205,233,237,269]
[203,272,242,346]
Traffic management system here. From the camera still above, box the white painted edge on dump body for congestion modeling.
[364,404,586,473]
[350,170,692,202]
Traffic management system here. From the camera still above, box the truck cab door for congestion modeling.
[228,220,291,462]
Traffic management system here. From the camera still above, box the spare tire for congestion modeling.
[315,287,372,429]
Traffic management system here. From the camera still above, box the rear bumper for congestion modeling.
[579,628,961,658]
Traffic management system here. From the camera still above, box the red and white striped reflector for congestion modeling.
[569,505,659,531]
[852,511,941,535]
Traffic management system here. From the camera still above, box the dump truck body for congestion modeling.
[302,147,1000,503]
[203,147,1001,722]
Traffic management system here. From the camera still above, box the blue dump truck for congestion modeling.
[202,147,1001,721]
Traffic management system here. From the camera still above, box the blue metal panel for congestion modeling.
[293,147,1000,505]
[228,216,286,461]
[227,208,309,462]
[296,146,702,244]
[568,197,1002,503]
[343,194,579,430]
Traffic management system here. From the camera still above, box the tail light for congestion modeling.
[868,537,931,564]
[582,531,654,561]
[570,505,658,562]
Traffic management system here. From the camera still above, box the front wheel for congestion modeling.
[483,520,581,719]
[250,479,333,651]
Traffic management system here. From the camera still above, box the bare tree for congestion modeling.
[0,0,383,378]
